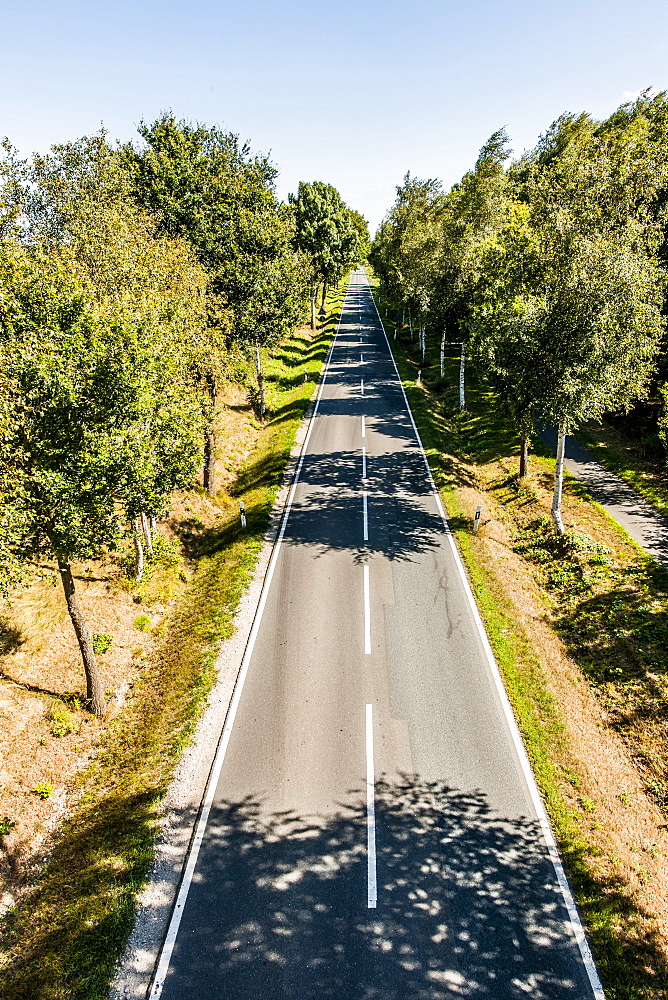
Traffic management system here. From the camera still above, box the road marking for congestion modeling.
[146,274,354,1000]
[361,414,366,438]
[363,491,368,540]
[360,353,364,363]
[362,273,605,1000]
[363,565,371,654]
[360,378,364,395]
[366,703,377,909]
[362,447,367,480]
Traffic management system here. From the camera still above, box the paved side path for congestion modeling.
[538,427,668,569]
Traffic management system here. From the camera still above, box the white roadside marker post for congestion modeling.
[473,505,482,534]
[239,502,247,529]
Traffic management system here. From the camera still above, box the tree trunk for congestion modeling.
[440,331,445,379]
[255,344,266,420]
[519,436,529,479]
[551,425,566,536]
[203,429,216,494]
[409,311,413,341]
[310,286,317,331]
[420,324,426,362]
[56,558,106,718]
[141,512,154,558]
[150,516,157,539]
[203,375,218,495]
[459,344,466,410]
[321,283,327,309]
[133,516,144,581]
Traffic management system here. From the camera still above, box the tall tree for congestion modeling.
[125,114,308,465]
[0,247,207,715]
[471,112,667,522]
[291,181,363,328]
[0,135,209,713]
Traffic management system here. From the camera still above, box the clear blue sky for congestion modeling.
[2,0,667,232]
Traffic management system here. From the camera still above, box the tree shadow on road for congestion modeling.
[158,776,650,999]
[281,449,444,563]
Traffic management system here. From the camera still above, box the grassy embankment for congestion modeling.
[369,272,668,1000]
[0,283,346,1000]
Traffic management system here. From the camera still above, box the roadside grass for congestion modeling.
[369,276,668,1000]
[575,420,668,517]
[0,286,346,1000]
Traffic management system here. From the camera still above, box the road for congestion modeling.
[150,270,604,999]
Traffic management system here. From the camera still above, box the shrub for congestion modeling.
[92,633,113,654]
[134,615,151,631]
[32,782,54,800]
[153,535,182,567]
[49,706,78,737]
[0,816,15,839]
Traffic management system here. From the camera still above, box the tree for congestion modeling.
[471,140,666,526]
[0,135,210,713]
[291,181,362,328]
[349,209,371,264]
[0,245,207,715]
[125,114,309,464]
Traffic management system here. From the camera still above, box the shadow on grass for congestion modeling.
[271,336,330,371]
[0,618,23,654]
[0,670,87,706]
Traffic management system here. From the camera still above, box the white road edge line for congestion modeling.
[363,491,368,541]
[363,564,371,654]
[363,272,605,1000]
[362,447,367,480]
[361,414,366,438]
[361,378,364,396]
[366,702,377,909]
[147,279,354,1000]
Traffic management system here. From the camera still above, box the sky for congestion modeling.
[2,0,668,233]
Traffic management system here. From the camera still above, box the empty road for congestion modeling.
[150,269,604,999]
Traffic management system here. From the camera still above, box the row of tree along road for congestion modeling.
[370,89,668,534]
[0,115,368,717]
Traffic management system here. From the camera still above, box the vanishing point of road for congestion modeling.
[149,270,605,999]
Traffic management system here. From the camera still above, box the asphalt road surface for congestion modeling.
[151,270,604,999]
